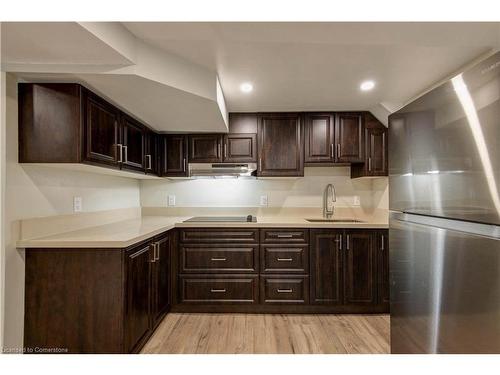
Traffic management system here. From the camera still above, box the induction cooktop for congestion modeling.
[183,215,257,223]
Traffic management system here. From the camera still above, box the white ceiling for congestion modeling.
[123,22,500,112]
[2,22,500,132]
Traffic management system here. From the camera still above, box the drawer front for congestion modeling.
[180,245,258,273]
[261,245,309,273]
[180,229,259,243]
[180,275,258,304]
[261,229,309,243]
[261,276,309,304]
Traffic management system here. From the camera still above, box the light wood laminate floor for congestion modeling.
[141,313,390,354]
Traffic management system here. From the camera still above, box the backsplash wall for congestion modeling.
[140,167,388,210]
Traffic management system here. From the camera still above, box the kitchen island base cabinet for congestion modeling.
[24,231,172,354]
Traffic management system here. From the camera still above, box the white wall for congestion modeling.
[1,73,141,351]
[141,166,388,210]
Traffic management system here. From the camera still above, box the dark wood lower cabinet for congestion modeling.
[24,231,172,354]
[173,228,389,314]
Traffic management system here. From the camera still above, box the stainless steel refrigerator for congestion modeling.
[389,51,500,353]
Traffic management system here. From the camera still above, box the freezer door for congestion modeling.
[389,51,500,225]
[390,213,500,353]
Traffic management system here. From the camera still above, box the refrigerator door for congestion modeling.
[389,51,500,225]
[390,212,500,353]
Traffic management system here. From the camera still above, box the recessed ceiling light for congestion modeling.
[240,82,253,93]
[360,80,375,91]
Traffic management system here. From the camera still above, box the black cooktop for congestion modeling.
[183,215,257,223]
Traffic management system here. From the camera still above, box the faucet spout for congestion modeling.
[323,183,336,218]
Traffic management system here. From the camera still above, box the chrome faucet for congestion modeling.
[323,183,336,218]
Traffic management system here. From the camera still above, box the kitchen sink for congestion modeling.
[305,218,364,223]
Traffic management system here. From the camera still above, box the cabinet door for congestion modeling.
[145,130,158,175]
[83,92,120,166]
[344,230,377,305]
[304,113,335,163]
[378,230,390,306]
[121,114,146,172]
[160,135,188,177]
[335,113,364,163]
[151,235,170,326]
[188,134,223,163]
[310,230,343,304]
[125,244,152,353]
[223,133,257,162]
[366,126,388,176]
[258,113,303,176]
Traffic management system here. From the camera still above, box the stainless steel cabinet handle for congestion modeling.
[183,158,186,172]
[117,144,123,163]
[337,144,341,158]
[330,143,334,158]
[277,289,293,293]
[368,157,372,171]
[149,244,156,263]
[146,154,152,170]
[156,243,160,261]
[259,158,262,171]
[123,146,128,163]
[277,234,294,238]
[224,143,228,158]
[218,143,221,158]
[210,257,227,261]
[346,234,350,250]
[381,235,385,251]
[277,258,293,262]
[210,289,226,293]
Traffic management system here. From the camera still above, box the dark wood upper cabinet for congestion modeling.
[83,90,121,167]
[188,134,223,163]
[125,244,153,353]
[351,113,388,178]
[335,113,364,163]
[223,133,257,162]
[145,130,158,175]
[310,230,343,305]
[120,114,146,172]
[343,229,377,306]
[258,113,304,177]
[160,135,188,177]
[304,113,335,163]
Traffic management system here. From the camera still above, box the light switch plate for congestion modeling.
[260,195,268,207]
[168,195,176,206]
[353,196,361,206]
[73,196,83,212]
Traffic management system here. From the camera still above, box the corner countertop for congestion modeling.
[17,214,388,249]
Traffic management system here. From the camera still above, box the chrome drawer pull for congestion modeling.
[277,289,293,293]
[276,234,294,238]
[210,289,226,293]
[277,257,293,262]
[211,257,227,261]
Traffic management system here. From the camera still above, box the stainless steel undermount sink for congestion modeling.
[305,218,364,223]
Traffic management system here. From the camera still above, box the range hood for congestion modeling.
[188,163,257,178]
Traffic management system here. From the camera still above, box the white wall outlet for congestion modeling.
[353,195,361,206]
[260,195,268,207]
[73,196,83,212]
[168,195,176,206]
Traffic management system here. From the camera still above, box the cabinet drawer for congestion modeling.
[179,245,258,273]
[179,275,258,304]
[261,229,309,243]
[260,276,309,304]
[261,245,309,273]
[180,229,259,243]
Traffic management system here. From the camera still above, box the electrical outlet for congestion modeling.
[353,196,361,206]
[167,195,176,206]
[260,195,268,207]
[73,196,83,212]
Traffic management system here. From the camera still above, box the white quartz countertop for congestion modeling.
[17,214,388,249]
